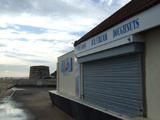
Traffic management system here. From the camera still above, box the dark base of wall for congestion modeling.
[49,92,122,120]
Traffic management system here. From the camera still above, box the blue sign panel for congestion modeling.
[75,43,86,51]
[113,18,139,38]
[61,58,72,72]
[91,32,108,46]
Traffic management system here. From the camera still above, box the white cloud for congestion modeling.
[0,0,131,77]
[0,0,131,33]
[116,0,131,6]
[99,0,114,6]
[98,0,131,6]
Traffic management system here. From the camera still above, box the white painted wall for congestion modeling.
[57,51,75,97]
[145,27,160,120]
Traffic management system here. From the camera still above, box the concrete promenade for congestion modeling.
[12,87,74,120]
[0,79,73,120]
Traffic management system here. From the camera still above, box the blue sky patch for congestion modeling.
[91,0,100,3]
[17,38,28,41]
[71,31,86,37]
[91,0,118,6]
[16,25,47,34]
[0,24,49,34]
[11,31,21,34]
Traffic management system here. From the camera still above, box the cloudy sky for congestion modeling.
[0,0,131,77]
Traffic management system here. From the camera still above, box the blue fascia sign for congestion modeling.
[91,33,108,46]
[75,43,86,51]
[75,18,140,54]
[113,18,139,38]
[61,58,72,72]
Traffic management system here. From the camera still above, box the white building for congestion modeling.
[49,0,160,120]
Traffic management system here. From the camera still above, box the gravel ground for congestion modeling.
[12,87,74,120]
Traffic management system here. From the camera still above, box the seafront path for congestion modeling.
[0,79,74,120]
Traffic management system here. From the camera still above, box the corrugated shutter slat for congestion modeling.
[83,53,142,116]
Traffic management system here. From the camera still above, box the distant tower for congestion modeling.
[29,66,50,79]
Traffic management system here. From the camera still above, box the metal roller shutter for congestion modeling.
[83,53,143,116]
